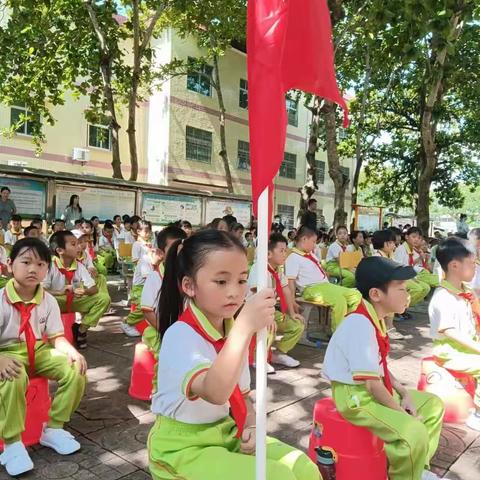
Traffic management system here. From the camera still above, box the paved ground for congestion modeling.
[2,279,479,479]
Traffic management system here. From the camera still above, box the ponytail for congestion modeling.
[157,230,246,340]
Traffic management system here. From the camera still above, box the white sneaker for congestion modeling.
[421,470,448,480]
[466,411,480,431]
[40,426,81,455]
[271,352,300,368]
[120,322,141,337]
[387,328,405,340]
[0,441,34,476]
[252,362,276,374]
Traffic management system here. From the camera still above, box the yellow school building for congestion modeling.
[0,29,353,229]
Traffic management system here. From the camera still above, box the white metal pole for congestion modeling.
[255,186,269,480]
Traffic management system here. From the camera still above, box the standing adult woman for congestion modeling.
[62,195,83,230]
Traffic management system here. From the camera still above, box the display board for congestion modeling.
[205,199,252,226]
[356,206,382,232]
[0,177,46,217]
[55,184,136,220]
[141,193,202,225]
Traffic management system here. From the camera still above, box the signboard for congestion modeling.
[205,199,252,226]
[356,206,382,232]
[142,193,202,225]
[0,177,46,217]
[55,185,136,220]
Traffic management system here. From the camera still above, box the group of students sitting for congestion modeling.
[2,212,480,480]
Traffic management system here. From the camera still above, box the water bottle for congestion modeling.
[315,447,336,480]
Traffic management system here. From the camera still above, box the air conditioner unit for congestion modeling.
[7,160,29,167]
[72,148,90,162]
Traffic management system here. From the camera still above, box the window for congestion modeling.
[277,204,295,229]
[88,124,111,150]
[237,140,250,170]
[286,98,298,127]
[239,79,248,109]
[10,105,37,136]
[186,126,212,163]
[340,166,350,180]
[279,152,296,179]
[187,57,213,96]
[314,160,326,184]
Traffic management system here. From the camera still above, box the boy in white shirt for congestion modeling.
[116,217,135,246]
[4,215,23,248]
[43,231,110,349]
[429,236,480,431]
[324,256,444,480]
[325,225,356,287]
[285,226,361,331]
[132,220,154,264]
[248,233,305,369]
[394,227,433,312]
[96,221,116,274]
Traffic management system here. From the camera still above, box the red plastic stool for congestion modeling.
[61,313,76,345]
[0,377,51,450]
[128,342,155,401]
[135,319,149,335]
[308,397,387,480]
[417,356,475,423]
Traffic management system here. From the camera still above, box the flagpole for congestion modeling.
[255,186,269,480]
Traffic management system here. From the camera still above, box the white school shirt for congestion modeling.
[117,229,135,245]
[372,250,393,259]
[42,258,96,291]
[428,287,477,341]
[4,230,19,246]
[0,246,7,266]
[141,269,163,311]
[469,263,480,293]
[326,242,347,263]
[98,234,115,250]
[323,312,383,385]
[347,244,364,255]
[285,251,327,290]
[132,256,154,286]
[393,243,423,273]
[151,307,250,423]
[0,282,64,348]
[132,240,151,263]
[247,263,288,300]
[78,250,95,271]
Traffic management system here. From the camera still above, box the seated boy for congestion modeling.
[43,231,110,349]
[324,256,445,480]
[4,214,23,249]
[96,221,116,274]
[393,226,432,311]
[429,236,480,431]
[248,233,305,369]
[140,226,187,350]
[286,226,361,331]
[325,225,356,287]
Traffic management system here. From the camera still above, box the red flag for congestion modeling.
[247,0,348,215]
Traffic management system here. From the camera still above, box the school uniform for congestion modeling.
[77,251,109,299]
[285,248,361,330]
[325,241,356,287]
[469,262,480,295]
[248,263,304,354]
[117,229,136,246]
[394,243,434,306]
[126,256,154,327]
[132,239,152,263]
[429,280,480,408]
[0,245,8,289]
[148,302,319,480]
[4,230,20,247]
[323,300,444,480]
[42,257,110,330]
[0,280,86,444]
[140,264,164,352]
[96,234,116,273]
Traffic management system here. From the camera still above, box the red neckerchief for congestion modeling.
[353,301,393,394]
[337,241,347,253]
[268,265,288,313]
[103,234,113,247]
[88,242,96,260]
[4,290,39,375]
[415,249,428,269]
[293,248,327,281]
[56,259,76,312]
[178,305,247,438]
[404,243,415,267]
[442,281,480,330]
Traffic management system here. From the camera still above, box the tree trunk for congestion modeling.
[127,0,140,182]
[298,96,321,223]
[323,100,348,228]
[417,10,463,234]
[212,53,234,193]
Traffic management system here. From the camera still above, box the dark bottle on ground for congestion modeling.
[315,447,336,480]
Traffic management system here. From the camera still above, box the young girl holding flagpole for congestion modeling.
[147,229,319,480]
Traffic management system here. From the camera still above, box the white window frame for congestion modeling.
[88,123,112,151]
